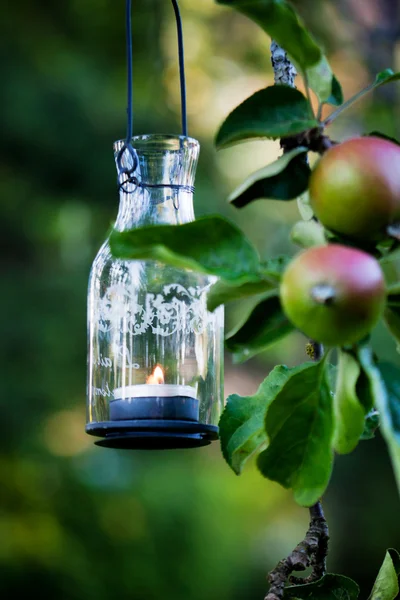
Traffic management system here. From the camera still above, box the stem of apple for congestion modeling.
[311,284,336,305]
[323,82,375,126]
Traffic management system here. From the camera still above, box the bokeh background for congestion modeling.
[2,0,400,598]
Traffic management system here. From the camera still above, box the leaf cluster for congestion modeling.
[108,0,400,596]
[283,548,400,600]
[109,0,400,509]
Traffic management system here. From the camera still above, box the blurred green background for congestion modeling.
[2,0,400,598]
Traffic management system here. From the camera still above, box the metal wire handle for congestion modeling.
[116,0,188,188]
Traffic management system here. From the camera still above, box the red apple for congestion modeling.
[280,245,386,346]
[309,137,400,241]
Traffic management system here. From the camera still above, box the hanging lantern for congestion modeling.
[85,1,224,449]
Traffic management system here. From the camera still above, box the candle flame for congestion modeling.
[146,365,164,384]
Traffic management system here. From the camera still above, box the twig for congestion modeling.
[270,40,297,87]
[265,501,329,600]
[270,40,336,156]
[270,41,298,157]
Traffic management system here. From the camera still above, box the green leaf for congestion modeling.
[228,147,310,207]
[215,86,318,149]
[327,363,338,392]
[386,282,400,307]
[109,215,261,284]
[326,75,344,107]
[219,365,293,474]
[384,307,400,351]
[290,220,326,249]
[257,360,334,506]
[360,409,380,441]
[216,0,339,105]
[368,131,400,146]
[307,56,337,106]
[361,359,400,498]
[374,69,400,86]
[333,350,366,454]
[297,191,314,221]
[216,0,322,69]
[260,255,292,281]
[369,548,400,600]
[378,242,400,265]
[225,294,294,363]
[207,279,275,312]
[207,255,290,311]
[354,354,375,414]
[285,573,360,600]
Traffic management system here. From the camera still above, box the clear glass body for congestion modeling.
[86,135,224,442]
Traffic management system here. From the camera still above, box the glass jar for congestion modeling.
[86,135,224,449]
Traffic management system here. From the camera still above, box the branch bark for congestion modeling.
[265,502,329,600]
[264,42,329,600]
[270,40,335,156]
[270,40,297,86]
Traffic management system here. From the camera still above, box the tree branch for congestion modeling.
[265,501,329,600]
[264,42,330,600]
[270,40,297,86]
[270,40,336,156]
[270,41,298,156]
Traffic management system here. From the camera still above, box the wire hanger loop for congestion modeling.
[117,0,189,194]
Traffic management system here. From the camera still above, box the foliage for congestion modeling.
[111,0,400,513]
[283,549,400,600]
[333,349,371,454]
[110,215,263,283]
[257,359,333,507]
[215,87,318,147]
[110,0,400,596]
[369,548,400,600]
[227,147,310,207]
[219,359,335,506]
[375,363,400,498]
[284,574,360,600]
[225,294,294,363]
[219,365,293,474]
[216,0,340,105]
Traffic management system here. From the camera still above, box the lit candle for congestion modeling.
[110,366,200,422]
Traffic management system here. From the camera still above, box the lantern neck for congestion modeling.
[113,135,199,230]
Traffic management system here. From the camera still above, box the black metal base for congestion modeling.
[86,420,219,450]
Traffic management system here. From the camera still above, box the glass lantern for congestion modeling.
[86,134,224,449]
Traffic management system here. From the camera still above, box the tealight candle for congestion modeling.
[110,366,200,422]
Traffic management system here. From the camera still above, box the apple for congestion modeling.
[280,244,386,346]
[309,136,400,241]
